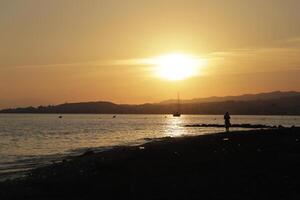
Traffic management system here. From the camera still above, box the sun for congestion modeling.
[153,53,206,81]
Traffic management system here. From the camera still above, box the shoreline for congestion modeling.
[0,136,174,182]
[0,123,291,181]
[1,127,300,199]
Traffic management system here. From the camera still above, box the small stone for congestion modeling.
[257,148,262,152]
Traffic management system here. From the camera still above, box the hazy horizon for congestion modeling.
[0,90,299,109]
[1,0,300,108]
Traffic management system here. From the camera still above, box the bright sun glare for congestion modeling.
[153,53,206,81]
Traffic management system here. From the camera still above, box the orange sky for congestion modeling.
[0,0,300,108]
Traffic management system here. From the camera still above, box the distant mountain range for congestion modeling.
[160,91,300,104]
[1,91,300,115]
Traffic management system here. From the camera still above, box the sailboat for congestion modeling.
[173,93,181,117]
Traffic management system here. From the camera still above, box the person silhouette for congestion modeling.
[224,112,231,132]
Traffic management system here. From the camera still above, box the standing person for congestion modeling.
[224,112,231,132]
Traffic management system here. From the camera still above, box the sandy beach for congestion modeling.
[0,127,300,200]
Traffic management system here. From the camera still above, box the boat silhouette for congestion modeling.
[173,93,181,117]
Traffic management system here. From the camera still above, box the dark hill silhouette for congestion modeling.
[1,91,300,115]
[160,91,300,104]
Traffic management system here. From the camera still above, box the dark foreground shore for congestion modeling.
[1,128,300,200]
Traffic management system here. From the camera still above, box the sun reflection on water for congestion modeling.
[163,116,189,137]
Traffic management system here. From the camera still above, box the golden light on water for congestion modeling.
[153,53,207,81]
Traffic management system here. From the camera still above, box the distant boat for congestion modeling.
[173,93,181,117]
[113,115,116,118]
[173,112,181,117]
[59,115,63,119]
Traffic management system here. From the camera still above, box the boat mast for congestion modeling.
[177,92,180,113]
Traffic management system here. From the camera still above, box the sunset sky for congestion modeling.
[1,0,300,108]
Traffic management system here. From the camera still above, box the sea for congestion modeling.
[0,114,299,180]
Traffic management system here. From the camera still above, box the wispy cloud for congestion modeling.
[4,55,207,69]
[206,46,300,75]
[3,35,300,75]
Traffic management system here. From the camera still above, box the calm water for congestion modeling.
[0,114,299,177]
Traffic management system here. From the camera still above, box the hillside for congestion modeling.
[1,91,300,115]
[160,91,300,104]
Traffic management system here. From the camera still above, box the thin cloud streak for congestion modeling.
[2,37,300,75]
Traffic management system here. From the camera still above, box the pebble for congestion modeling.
[257,148,262,152]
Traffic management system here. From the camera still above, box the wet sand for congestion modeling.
[1,127,300,200]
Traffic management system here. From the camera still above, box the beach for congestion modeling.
[0,127,299,199]
[2,1,300,199]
